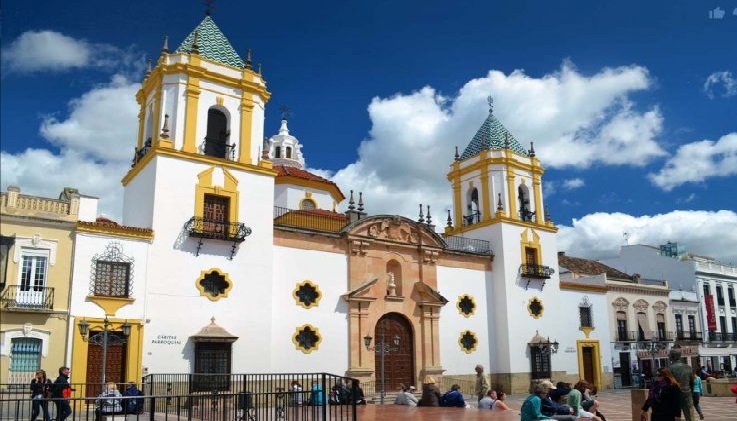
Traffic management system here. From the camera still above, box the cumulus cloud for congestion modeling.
[0,75,140,220]
[2,30,145,76]
[330,61,666,221]
[703,71,737,99]
[648,133,737,191]
[557,210,737,264]
[563,178,585,189]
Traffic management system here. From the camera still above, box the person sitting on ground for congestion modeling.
[548,382,571,403]
[491,391,511,411]
[477,389,497,409]
[122,382,144,414]
[96,382,123,421]
[581,382,601,415]
[350,379,366,405]
[418,376,441,407]
[540,380,576,421]
[521,381,553,421]
[394,383,418,406]
[440,384,467,408]
[567,381,601,421]
[290,381,304,406]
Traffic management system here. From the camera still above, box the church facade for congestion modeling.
[2,14,612,394]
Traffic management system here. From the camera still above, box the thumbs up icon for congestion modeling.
[709,7,726,19]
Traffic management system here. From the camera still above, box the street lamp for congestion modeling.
[78,316,131,385]
[364,332,400,405]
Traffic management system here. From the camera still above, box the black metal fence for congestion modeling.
[273,207,347,233]
[443,235,493,256]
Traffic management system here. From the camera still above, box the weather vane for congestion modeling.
[487,95,494,114]
[279,105,291,121]
[204,0,215,16]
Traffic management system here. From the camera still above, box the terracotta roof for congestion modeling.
[275,165,334,184]
[558,254,633,280]
[77,217,153,234]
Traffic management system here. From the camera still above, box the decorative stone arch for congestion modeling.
[612,297,630,312]
[633,299,649,313]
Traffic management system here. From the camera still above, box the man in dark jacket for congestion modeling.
[52,367,73,421]
[122,383,145,414]
[440,384,467,407]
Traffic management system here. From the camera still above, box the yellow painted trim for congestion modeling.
[87,296,135,316]
[579,326,595,338]
[195,268,234,301]
[506,172,517,220]
[238,97,254,165]
[122,148,278,186]
[70,318,144,387]
[76,223,154,241]
[182,76,201,153]
[194,167,239,226]
[480,170,491,221]
[456,294,476,318]
[576,339,602,390]
[293,324,322,354]
[452,177,462,231]
[445,213,558,236]
[560,282,608,293]
[458,330,478,354]
[216,96,224,106]
[520,228,542,266]
[299,198,318,210]
[276,176,346,203]
[136,107,145,149]
[527,296,544,319]
[152,86,162,145]
[292,280,322,309]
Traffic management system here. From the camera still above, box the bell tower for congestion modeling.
[121,14,273,228]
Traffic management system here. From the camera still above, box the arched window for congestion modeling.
[464,188,480,225]
[286,147,292,159]
[518,184,534,221]
[274,147,281,158]
[300,199,316,210]
[616,311,628,341]
[204,108,229,158]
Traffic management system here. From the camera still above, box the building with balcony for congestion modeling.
[602,243,737,376]
[558,253,673,388]
[0,186,95,384]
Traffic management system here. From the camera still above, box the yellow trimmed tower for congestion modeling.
[445,98,563,392]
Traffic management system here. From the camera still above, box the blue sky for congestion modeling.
[2,0,736,263]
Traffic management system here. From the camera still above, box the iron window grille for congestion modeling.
[579,297,594,328]
[90,242,134,297]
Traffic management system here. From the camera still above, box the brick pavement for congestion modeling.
[359,389,736,421]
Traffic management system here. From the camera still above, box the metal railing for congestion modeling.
[462,211,481,226]
[1,376,357,421]
[707,332,737,342]
[185,217,252,242]
[1,285,55,311]
[520,264,554,279]
[203,138,236,160]
[675,330,703,341]
[443,236,493,256]
[273,207,347,233]
[131,138,151,167]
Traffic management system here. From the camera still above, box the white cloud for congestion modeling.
[40,75,141,162]
[2,30,145,76]
[0,75,140,220]
[648,133,737,191]
[703,71,737,99]
[557,210,737,264]
[330,61,666,222]
[563,178,585,189]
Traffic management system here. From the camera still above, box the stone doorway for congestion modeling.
[375,313,414,391]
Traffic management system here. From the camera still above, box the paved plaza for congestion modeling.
[358,389,736,421]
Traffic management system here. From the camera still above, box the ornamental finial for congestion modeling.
[487,95,494,114]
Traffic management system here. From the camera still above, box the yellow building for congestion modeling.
[0,186,93,385]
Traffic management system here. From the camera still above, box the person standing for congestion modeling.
[474,364,490,403]
[668,349,695,421]
[51,366,73,421]
[692,370,704,420]
[30,370,51,421]
[640,367,680,421]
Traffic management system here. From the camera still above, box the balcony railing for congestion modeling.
[655,331,675,342]
[708,332,737,342]
[462,211,481,226]
[443,235,493,256]
[185,217,252,259]
[520,264,555,279]
[203,137,236,160]
[675,330,703,341]
[273,206,348,233]
[131,138,152,167]
[1,285,54,311]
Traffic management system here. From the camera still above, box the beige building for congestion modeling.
[0,186,95,385]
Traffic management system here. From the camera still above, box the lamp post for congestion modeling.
[364,332,400,405]
[78,316,131,386]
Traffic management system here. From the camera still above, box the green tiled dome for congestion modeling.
[176,16,245,68]
[460,112,528,159]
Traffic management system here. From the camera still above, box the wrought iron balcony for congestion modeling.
[520,264,554,279]
[462,211,481,226]
[444,235,493,256]
[1,285,54,311]
[708,332,737,342]
[185,217,252,259]
[615,330,638,342]
[203,137,236,160]
[655,331,675,342]
[675,330,703,341]
[131,138,152,167]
